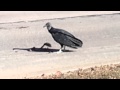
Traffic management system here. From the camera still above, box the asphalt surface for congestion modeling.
[0,13,120,78]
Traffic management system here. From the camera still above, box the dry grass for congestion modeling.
[26,63,120,79]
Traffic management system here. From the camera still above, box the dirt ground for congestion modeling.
[30,63,120,79]
[0,12,120,78]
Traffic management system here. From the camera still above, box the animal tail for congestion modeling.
[74,37,83,47]
[68,36,83,47]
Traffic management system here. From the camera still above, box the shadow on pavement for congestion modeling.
[13,42,74,53]
[13,47,74,53]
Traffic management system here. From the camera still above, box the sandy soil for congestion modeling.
[0,12,120,78]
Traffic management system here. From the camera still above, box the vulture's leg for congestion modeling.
[63,45,66,51]
[56,44,63,53]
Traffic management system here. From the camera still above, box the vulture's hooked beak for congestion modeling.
[43,25,46,28]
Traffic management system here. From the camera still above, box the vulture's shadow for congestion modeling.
[13,47,73,53]
[13,42,73,53]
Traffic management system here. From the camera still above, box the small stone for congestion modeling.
[55,71,62,78]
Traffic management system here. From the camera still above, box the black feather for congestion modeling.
[44,22,83,50]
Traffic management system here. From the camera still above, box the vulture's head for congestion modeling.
[43,22,52,30]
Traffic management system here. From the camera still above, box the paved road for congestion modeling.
[0,13,120,78]
[0,11,119,23]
